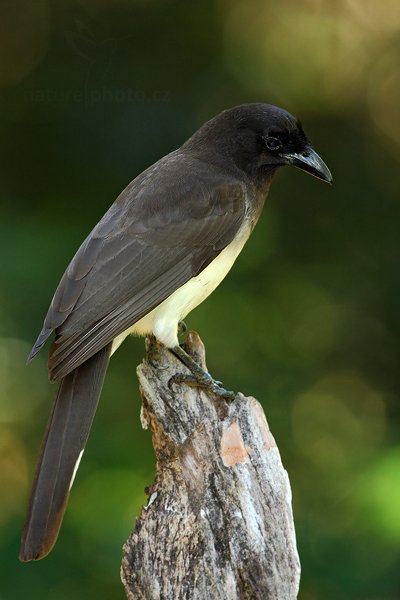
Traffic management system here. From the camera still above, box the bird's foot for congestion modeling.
[168,372,235,401]
[177,320,188,337]
[169,344,236,401]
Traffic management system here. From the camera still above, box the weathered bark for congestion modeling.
[121,332,300,600]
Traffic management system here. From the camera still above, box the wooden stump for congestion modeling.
[121,332,300,600]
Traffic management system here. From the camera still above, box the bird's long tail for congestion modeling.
[19,343,112,561]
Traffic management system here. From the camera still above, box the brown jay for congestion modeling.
[20,103,332,561]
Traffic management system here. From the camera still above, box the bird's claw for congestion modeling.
[168,372,236,401]
[177,320,188,336]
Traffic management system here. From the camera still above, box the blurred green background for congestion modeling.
[1,0,399,598]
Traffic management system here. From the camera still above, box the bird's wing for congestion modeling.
[30,157,247,381]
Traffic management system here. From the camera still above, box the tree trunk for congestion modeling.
[121,332,300,600]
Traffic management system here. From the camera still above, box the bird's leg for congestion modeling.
[169,344,236,401]
[177,320,188,336]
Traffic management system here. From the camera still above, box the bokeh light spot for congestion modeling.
[354,447,400,542]
[292,373,386,468]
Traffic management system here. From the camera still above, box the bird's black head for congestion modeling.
[186,103,332,185]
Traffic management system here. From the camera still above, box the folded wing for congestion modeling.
[29,152,247,381]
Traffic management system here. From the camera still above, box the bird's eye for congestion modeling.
[265,136,282,151]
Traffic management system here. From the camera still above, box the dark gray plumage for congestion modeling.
[20,103,332,561]
[21,343,111,560]
[41,172,246,381]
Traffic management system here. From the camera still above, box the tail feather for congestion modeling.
[20,343,112,561]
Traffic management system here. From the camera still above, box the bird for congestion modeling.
[20,102,332,562]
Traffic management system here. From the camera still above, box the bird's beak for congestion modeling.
[280,147,333,184]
